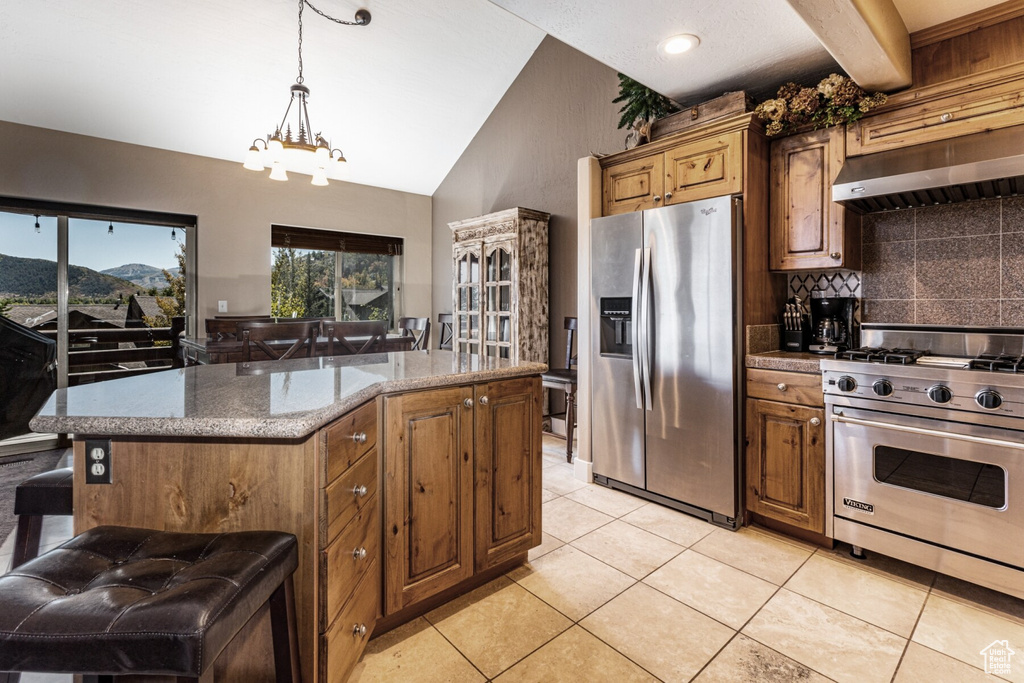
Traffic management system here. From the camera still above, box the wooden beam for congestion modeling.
[784,0,912,91]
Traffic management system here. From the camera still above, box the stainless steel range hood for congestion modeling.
[832,125,1024,212]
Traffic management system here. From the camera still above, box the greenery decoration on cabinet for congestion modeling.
[613,74,679,148]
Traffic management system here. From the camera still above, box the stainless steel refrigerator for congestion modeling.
[590,195,742,528]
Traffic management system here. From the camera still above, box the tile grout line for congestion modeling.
[887,570,939,683]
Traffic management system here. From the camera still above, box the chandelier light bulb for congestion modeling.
[269,161,289,181]
[311,166,329,186]
[243,144,265,171]
[315,145,330,163]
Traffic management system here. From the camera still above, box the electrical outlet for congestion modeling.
[84,439,112,484]
[218,300,228,313]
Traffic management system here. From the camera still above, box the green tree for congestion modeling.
[0,298,10,317]
[143,243,186,328]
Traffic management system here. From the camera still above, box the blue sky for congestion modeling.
[0,212,182,272]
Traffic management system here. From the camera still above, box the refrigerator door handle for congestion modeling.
[640,246,653,411]
[631,248,644,409]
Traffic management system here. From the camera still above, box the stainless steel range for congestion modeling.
[822,325,1024,600]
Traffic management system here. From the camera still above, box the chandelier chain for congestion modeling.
[296,0,304,84]
[302,0,368,26]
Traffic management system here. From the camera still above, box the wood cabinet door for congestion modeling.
[664,131,743,205]
[474,376,542,571]
[745,399,825,534]
[383,386,475,614]
[602,154,665,216]
[770,127,860,271]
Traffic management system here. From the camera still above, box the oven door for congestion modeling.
[831,405,1023,570]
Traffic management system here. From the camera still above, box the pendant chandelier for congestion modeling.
[243,0,370,186]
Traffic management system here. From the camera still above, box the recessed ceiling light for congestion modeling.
[659,34,700,55]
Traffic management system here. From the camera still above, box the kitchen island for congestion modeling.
[30,350,546,683]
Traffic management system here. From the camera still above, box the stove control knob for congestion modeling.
[976,390,1002,410]
[837,376,857,393]
[872,380,894,397]
[927,385,953,404]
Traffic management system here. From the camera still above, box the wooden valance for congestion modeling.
[271,225,404,256]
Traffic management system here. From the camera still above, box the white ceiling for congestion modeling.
[0,0,545,196]
[0,1,1008,197]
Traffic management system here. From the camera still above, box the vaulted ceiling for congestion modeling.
[0,1,1006,196]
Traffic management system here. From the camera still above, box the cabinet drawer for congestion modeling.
[325,400,377,483]
[603,154,665,216]
[747,368,823,406]
[325,449,378,547]
[664,131,743,204]
[847,79,1024,155]
[322,557,379,683]
[322,493,379,631]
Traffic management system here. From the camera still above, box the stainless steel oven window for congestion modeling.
[873,445,1006,509]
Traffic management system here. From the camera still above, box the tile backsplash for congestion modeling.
[789,196,1024,327]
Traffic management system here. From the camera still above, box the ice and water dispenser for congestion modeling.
[599,297,632,357]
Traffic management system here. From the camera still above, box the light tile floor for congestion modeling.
[352,434,1024,682]
[5,440,1024,682]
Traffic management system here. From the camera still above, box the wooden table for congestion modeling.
[179,335,414,365]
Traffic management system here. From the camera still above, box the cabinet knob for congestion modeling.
[479,396,489,405]
[353,623,367,638]
[350,431,367,444]
[653,195,662,202]
[352,547,367,561]
[464,398,474,408]
[810,417,821,426]
[830,252,842,260]
[665,191,673,200]
[940,112,953,122]
[777,383,787,392]
[352,484,368,498]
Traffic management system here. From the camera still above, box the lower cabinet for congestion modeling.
[745,369,825,534]
[383,376,542,615]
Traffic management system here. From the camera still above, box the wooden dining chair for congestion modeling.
[398,317,430,350]
[206,317,272,340]
[437,313,454,350]
[236,320,321,361]
[541,317,578,462]
[321,320,388,356]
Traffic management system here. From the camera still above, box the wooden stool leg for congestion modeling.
[269,577,299,683]
[565,385,576,463]
[11,514,43,569]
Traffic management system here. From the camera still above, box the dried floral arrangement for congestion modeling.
[754,74,887,136]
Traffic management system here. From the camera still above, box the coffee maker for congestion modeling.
[808,296,857,354]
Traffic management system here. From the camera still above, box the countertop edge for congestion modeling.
[30,362,546,440]
[745,352,823,374]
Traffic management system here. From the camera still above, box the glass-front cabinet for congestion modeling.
[449,208,549,365]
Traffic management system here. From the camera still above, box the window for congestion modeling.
[270,225,403,325]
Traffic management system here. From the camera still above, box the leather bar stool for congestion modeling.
[12,466,73,569]
[0,525,299,683]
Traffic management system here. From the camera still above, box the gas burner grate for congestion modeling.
[836,347,927,364]
[969,354,1024,373]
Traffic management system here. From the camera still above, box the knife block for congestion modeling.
[784,327,811,352]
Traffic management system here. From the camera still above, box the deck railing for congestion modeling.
[38,317,185,386]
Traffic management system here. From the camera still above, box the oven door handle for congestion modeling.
[831,413,1024,451]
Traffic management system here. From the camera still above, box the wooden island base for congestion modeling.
[70,373,543,683]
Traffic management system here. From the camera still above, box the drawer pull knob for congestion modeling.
[479,395,489,405]
[810,417,821,426]
[665,191,673,200]
[830,252,841,260]
[350,432,367,444]
[353,623,367,638]
[352,485,368,498]
[653,195,662,202]
[940,112,953,122]
[777,383,787,392]
[464,398,474,408]
[352,547,367,561]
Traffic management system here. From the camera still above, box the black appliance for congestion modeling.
[0,315,57,440]
[809,296,857,354]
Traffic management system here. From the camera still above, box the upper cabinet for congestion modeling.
[602,130,743,216]
[449,208,549,364]
[769,127,861,271]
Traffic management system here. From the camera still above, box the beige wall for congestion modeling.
[0,121,432,328]
[431,36,622,365]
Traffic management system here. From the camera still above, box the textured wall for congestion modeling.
[0,121,432,327]
[431,36,622,368]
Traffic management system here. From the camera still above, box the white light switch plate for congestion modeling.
[218,300,228,313]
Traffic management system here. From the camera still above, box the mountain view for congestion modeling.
[101,263,180,289]
[0,254,168,302]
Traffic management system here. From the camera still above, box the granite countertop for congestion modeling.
[745,351,824,374]
[30,351,547,439]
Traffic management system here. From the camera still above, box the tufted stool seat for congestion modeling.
[0,525,299,682]
[12,466,73,568]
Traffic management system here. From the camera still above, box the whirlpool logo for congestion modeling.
[700,207,718,216]
[843,498,874,514]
